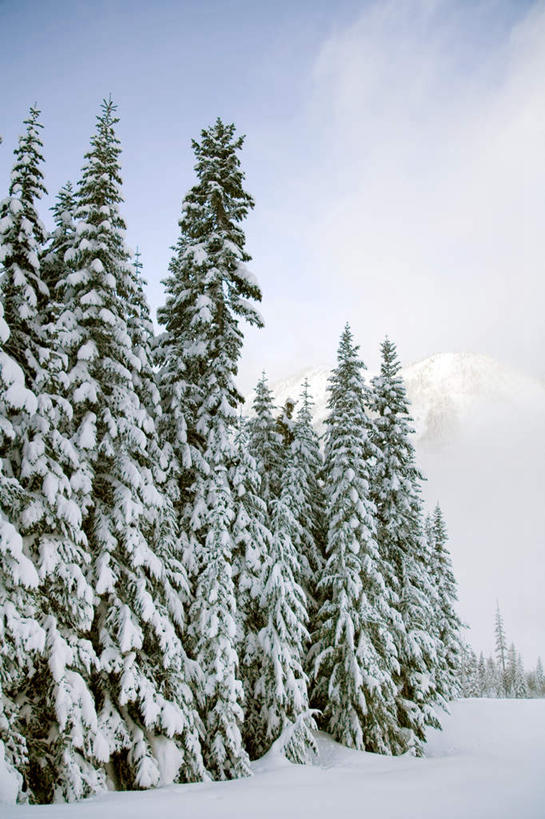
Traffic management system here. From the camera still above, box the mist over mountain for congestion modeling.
[246,352,545,666]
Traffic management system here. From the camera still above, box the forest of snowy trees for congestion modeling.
[0,100,463,804]
[458,605,545,699]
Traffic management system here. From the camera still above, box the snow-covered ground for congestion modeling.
[3,699,544,818]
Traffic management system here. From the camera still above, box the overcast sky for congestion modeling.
[1,1,543,660]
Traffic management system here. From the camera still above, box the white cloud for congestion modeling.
[296,0,545,376]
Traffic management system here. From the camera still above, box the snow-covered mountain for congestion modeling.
[246,352,545,667]
[247,352,545,448]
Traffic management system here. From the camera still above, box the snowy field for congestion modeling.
[3,699,544,819]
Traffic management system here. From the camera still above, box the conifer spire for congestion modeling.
[157,118,262,779]
[311,324,399,754]
[54,98,205,790]
[0,106,48,379]
[371,336,442,754]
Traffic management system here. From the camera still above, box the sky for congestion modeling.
[1,1,544,659]
[1,0,543,387]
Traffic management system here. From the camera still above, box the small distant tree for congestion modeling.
[535,658,545,697]
[477,653,487,696]
[485,656,499,697]
[495,603,508,695]
[513,653,528,699]
[505,643,517,697]
[459,645,480,697]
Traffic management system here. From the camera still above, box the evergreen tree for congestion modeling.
[0,107,48,380]
[41,181,77,308]
[55,98,204,790]
[157,118,262,780]
[371,337,442,753]
[495,603,508,695]
[247,373,283,511]
[310,324,399,754]
[290,380,325,603]
[254,452,317,763]
[485,656,499,697]
[0,303,45,801]
[0,108,110,802]
[505,643,517,697]
[276,396,296,448]
[456,644,477,697]
[513,653,528,698]
[230,418,272,758]
[535,658,545,697]
[477,653,487,696]
[428,503,462,703]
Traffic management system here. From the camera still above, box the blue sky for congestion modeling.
[1,0,543,390]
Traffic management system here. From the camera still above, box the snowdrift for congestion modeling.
[2,698,544,818]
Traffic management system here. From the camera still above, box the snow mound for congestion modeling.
[3,699,543,818]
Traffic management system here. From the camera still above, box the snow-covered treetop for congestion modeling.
[9,107,47,208]
[0,106,49,376]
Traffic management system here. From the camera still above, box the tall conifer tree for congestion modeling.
[55,99,204,790]
[427,503,462,704]
[41,181,77,306]
[254,452,316,763]
[231,419,271,758]
[0,303,45,802]
[0,108,109,802]
[371,337,442,753]
[0,107,48,379]
[157,118,263,779]
[310,325,399,754]
[290,380,325,603]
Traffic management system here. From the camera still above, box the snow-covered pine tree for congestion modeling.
[230,418,272,758]
[0,107,48,380]
[157,118,262,780]
[494,603,508,696]
[477,653,487,696]
[310,324,399,754]
[0,302,45,802]
[288,380,325,634]
[458,645,480,697]
[0,108,111,803]
[513,653,528,698]
[54,98,204,790]
[428,503,462,704]
[247,373,283,512]
[254,451,316,763]
[370,337,442,754]
[485,656,499,697]
[276,396,296,448]
[505,643,517,697]
[535,658,545,697]
[41,182,76,312]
